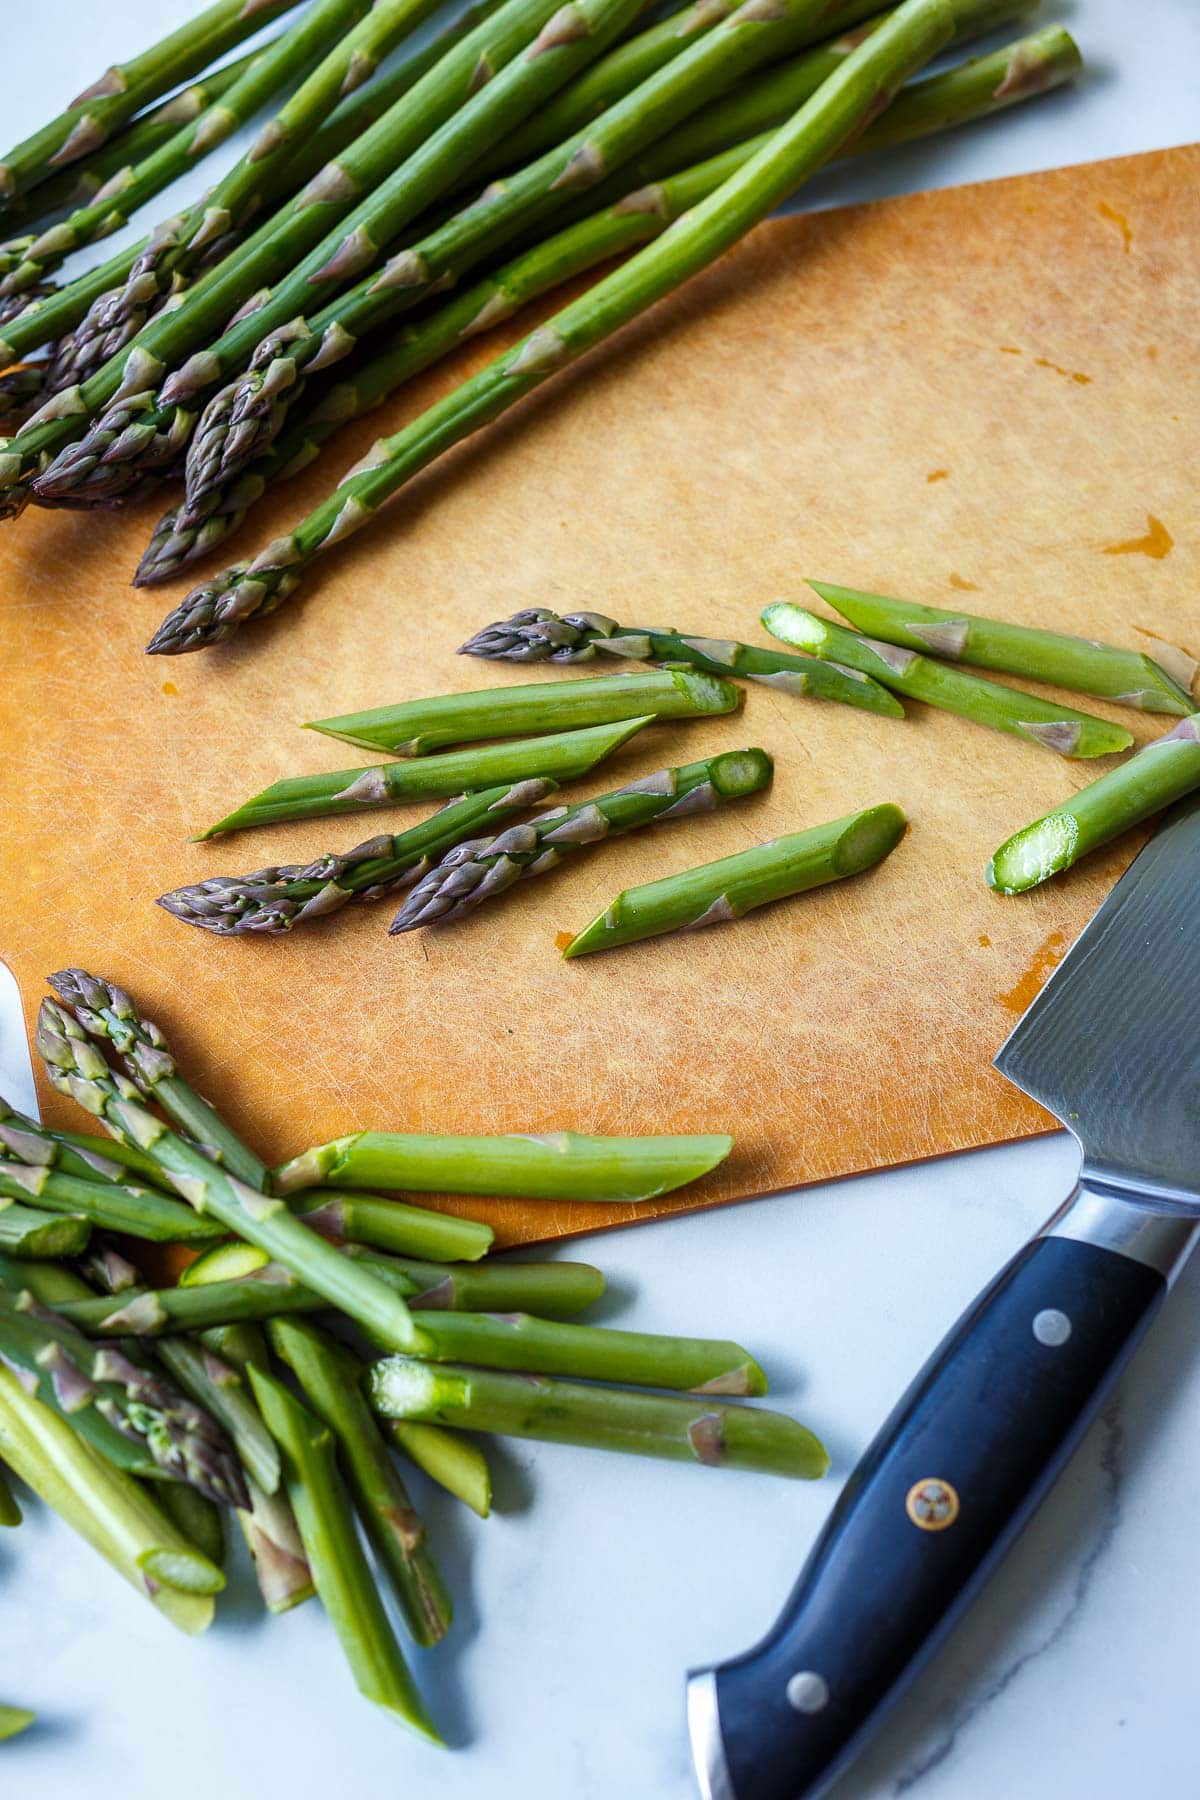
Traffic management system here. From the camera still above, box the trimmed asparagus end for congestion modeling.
[709,747,774,799]
[370,1358,454,1418]
[833,803,907,876]
[138,1545,226,1595]
[179,1240,271,1286]
[987,812,1079,894]
[0,1706,35,1740]
[760,602,826,653]
[388,1420,492,1518]
[273,1139,352,1195]
[670,669,741,714]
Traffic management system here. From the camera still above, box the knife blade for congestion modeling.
[687,800,1200,1800]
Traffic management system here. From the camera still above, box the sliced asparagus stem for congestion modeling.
[371,1359,828,1477]
[391,748,773,931]
[275,1129,733,1202]
[0,1705,34,1740]
[269,1318,452,1646]
[197,716,651,836]
[0,1160,225,1244]
[309,670,740,754]
[250,1368,441,1737]
[154,1336,281,1496]
[406,1311,767,1393]
[760,605,1135,757]
[461,608,903,717]
[143,0,957,648]
[0,1361,222,1626]
[36,999,421,1354]
[0,1200,90,1257]
[0,0,305,201]
[386,1420,492,1517]
[809,581,1195,715]
[50,1271,330,1336]
[159,780,556,936]
[156,1480,227,1569]
[48,969,268,1189]
[0,1464,21,1527]
[289,1190,495,1262]
[565,803,907,955]
[988,715,1200,894]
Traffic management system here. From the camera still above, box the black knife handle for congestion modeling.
[692,1231,1169,1800]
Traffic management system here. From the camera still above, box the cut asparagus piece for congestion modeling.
[269,1319,452,1646]
[240,1474,317,1612]
[289,1190,494,1262]
[988,715,1200,893]
[391,748,773,931]
[461,608,903,716]
[154,1336,281,1496]
[0,1463,20,1527]
[405,1311,767,1393]
[0,1361,222,1625]
[565,803,907,955]
[371,1359,828,1477]
[197,716,651,836]
[249,1367,440,1736]
[275,1129,733,1201]
[386,1420,492,1517]
[761,605,1134,757]
[0,1200,90,1257]
[810,580,1195,714]
[156,1480,227,1569]
[0,1159,225,1243]
[0,1705,34,1740]
[159,781,556,936]
[36,999,421,1354]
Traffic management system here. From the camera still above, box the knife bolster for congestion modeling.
[1043,1180,1200,1288]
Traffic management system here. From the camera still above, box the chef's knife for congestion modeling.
[688,799,1200,1800]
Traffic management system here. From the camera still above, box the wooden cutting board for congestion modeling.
[1,144,1196,1247]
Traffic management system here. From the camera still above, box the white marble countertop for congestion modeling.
[2,3,1198,1795]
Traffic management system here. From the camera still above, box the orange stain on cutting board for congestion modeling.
[948,573,980,592]
[926,469,949,483]
[1034,357,1091,385]
[1103,515,1174,559]
[1098,200,1133,253]
[998,931,1066,1014]
[554,930,574,952]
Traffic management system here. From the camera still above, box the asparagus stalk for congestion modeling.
[0,1158,226,1244]
[0,1362,220,1625]
[0,1287,247,1505]
[27,0,645,510]
[137,25,1083,585]
[392,747,773,931]
[275,1128,733,1201]
[0,0,304,202]
[48,969,268,1189]
[142,0,957,648]
[0,1464,21,1527]
[196,715,650,835]
[988,715,1200,894]
[156,1479,227,1569]
[810,579,1196,714]
[0,1200,89,1257]
[36,998,422,1353]
[761,605,1135,758]
[461,608,903,717]
[371,1359,828,1477]
[406,1310,767,1392]
[158,781,557,935]
[268,1319,452,1645]
[0,1705,34,1740]
[386,1420,492,1517]
[154,1336,281,1495]
[308,670,740,754]
[565,802,907,954]
[0,1095,169,1187]
[289,1190,495,1262]
[250,1367,441,1736]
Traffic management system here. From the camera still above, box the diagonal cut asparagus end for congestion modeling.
[987,812,1079,894]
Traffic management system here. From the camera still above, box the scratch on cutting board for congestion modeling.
[1097,200,1133,254]
[997,931,1065,1014]
[1103,515,1174,560]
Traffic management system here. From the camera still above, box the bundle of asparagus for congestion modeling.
[0,0,1081,649]
[1,966,824,1737]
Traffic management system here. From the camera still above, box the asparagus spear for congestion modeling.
[761,604,1135,758]
[0,0,304,201]
[0,1287,247,1505]
[404,1310,767,1392]
[250,1367,441,1736]
[0,1158,226,1243]
[275,1128,733,1201]
[988,715,1200,894]
[308,670,739,754]
[564,802,907,954]
[142,0,957,648]
[0,1097,170,1187]
[48,969,268,1189]
[392,748,772,931]
[268,1319,452,1645]
[0,1362,219,1625]
[154,1336,281,1495]
[809,580,1196,714]
[138,25,1083,584]
[386,1420,492,1517]
[461,608,903,717]
[289,1190,495,1262]
[0,1200,90,1257]
[196,715,650,835]
[0,0,382,301]
[371,1359,828,1477]
[36,998,421,1354]
[0,1705,34,1740]
[158,781,557,935]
